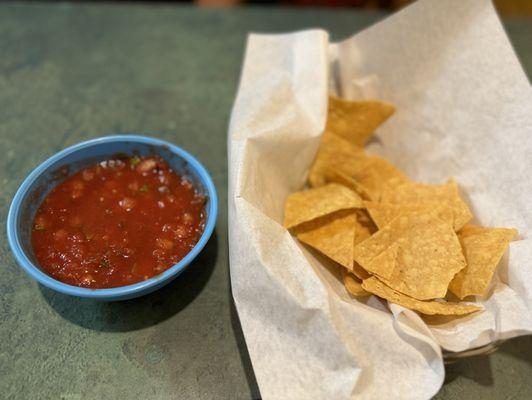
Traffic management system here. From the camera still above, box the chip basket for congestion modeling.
[442,340,505,364]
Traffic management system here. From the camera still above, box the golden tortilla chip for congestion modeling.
[380,178,472,231]
[353,209,378,245]
[297,211,358,269]
[324,167,373,200]
[352,262,371,280]
[362,277,482,316]
[365,243,400,280]
[364,201,455,229]
[449,225,518,299]
[284,183,363,229]
[349,210,377,280]
[308,133,367,187]
[353,211,466,300]
[344,272,370,297]
[349,156,410,201]
[324,156,409,201]
[326,95,396,146]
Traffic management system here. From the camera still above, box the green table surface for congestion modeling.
[1,2,531,399]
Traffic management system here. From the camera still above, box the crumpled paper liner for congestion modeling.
[228,0,532,398]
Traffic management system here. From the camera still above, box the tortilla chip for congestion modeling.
[297,211,358,269]
[308,133,367,187]
[349,156,410,201]
[353,209,378,244]
[327,95,396,146]
[324,156,409,202]
[324,167,373,200]
[362,277,482,316]
[365,201,455,230]
[365,243,400,280]
[344,272,370,297]
[380,178,472,230]
[352,262,371,280]
[284,183,363,229]
[349,210,377,280]
[354,211,466,300]
[449,225,518,298]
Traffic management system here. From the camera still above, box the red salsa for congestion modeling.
[32,156,206,288]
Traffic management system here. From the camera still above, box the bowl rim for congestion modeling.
[6,134,218,300]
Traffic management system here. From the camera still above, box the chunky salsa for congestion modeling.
[32,155,206,288]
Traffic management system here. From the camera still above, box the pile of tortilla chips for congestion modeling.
[284,95,518,316]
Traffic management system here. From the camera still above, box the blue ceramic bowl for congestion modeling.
[7,135,217,301]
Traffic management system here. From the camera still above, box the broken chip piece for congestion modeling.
[326,95,396,146]
[344,271,370,297]
[297,210,358,270]
[364,201,455,230]
[324,167,373,200]
[309,133,367,188]
[362,277,482,316]
[449,225,517,299]
[353,211,466,300]
[346,156,410,201]
[283,183,363,230]
[380,178,472,231]
[353,209,377,245]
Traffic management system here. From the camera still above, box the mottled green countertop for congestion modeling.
[0,2,531,399]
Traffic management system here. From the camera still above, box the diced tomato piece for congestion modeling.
[183,213,193,224]
[82,170,95,181]
[155,237,174,250]
[53,229,68,241]
[71,190,83,200]
[136,158,157,173]
[71,180,85,190]
[118,197,136,211]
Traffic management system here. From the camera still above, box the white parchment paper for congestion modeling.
[228,0,532,398]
